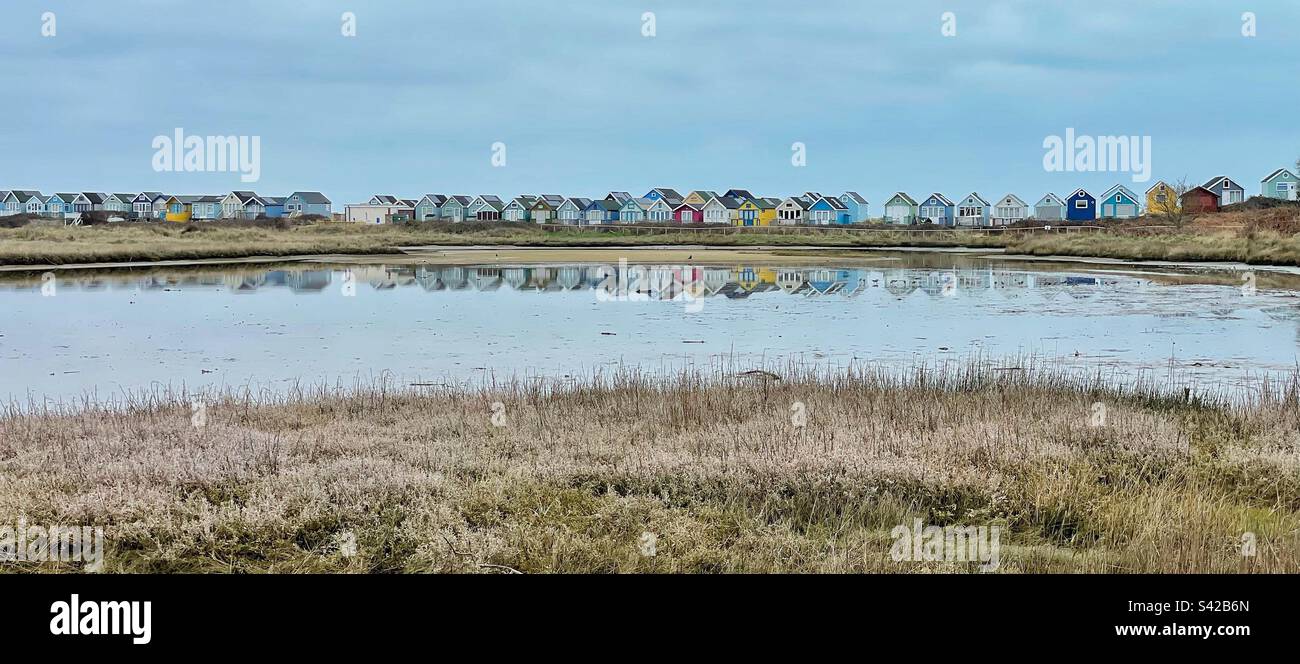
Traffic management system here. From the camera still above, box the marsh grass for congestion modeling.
[2,361,1298,573]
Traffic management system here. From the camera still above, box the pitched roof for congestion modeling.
[725,189,754,200]
[9,190,43,203]
[1100,184,1139,202]
[1144,181,1173,194]
[1035,193,1064,206]
[606,191,632,203]
[1181,186,1218,199]
[782,196,813,210]
[1261,168,1296,182]
[81,192,107,203]
[961,192,990,206]
[1202,176,1242,190]
[1067,188,1094,200]
[886,192,918,206]
[371,195,399,204]
[995,193,1028,207]
[706,195,741,209]
[925,192,954,206]
[134,191,163,201]
[813,195,848,210]
[290,191,332,204]
[841,191,868,204]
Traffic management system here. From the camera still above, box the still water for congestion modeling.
[3,252,1299,403]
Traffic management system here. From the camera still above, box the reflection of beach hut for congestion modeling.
[471,268,503,291]
[502,268,529,289]
[557,267,584,290]
[415,267,445,291]
[778,270,808,294]
[884,277,917,298]
[807,269,848,295]
[287,270,331,292]
[703,268,732,294]
[440,267,469,290]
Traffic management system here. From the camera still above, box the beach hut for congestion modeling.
[415,194,448,220]
[1065,189,1097,221]
[1202,176,1245,206]
[605,191,632,204]
[556,197,590,224]
[724,189,755,202]
[528,194,564,223]
[1179,186,1220,214]
[644,198,674,222]
[284,192,332,217]
[503,196,537,221]
[1034,193,1066,221]
[583,198,620,224]
[991,194,1029,226]
[131,192,162,219]
[440,195,472,222]
[808,195,851,224]
[190,195,223,220]
[1261,168,1299,201]
[43,193,74,218]
[467,195,505,220]
[683,190,720,206]
[776,196,812,224]
[673,202,703,223]
[1145,182,1179,215]
[839,191,869,222]
[883,192,918,225]
[919,193,955,226]
[643,188,684,205]
[1099,185,1141,219]
[955,192,990,226]
[619,197,652,222]
[702,195,740,224]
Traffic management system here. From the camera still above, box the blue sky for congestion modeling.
[1,0,1297,207]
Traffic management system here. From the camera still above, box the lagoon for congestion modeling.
[2,250,1298,404]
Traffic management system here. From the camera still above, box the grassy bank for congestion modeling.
[2,206,1300,267]
[0,221,1008,266]
[3,364,1297,573]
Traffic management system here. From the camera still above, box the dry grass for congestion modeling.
[6,214,1300,268]
[2,362,1298,573]
[0,221,1007,266]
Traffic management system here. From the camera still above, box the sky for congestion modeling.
[1,0,1297,208]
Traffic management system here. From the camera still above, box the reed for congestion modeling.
[2,360,1297,573]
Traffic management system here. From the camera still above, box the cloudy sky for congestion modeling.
[1,0,1296,207]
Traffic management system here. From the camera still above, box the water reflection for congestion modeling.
[2,263,1122,300]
